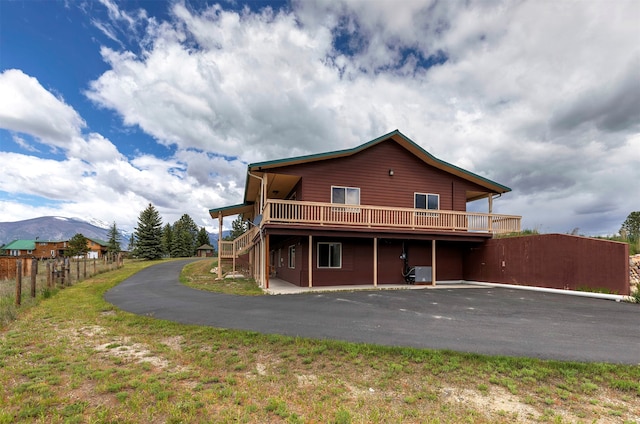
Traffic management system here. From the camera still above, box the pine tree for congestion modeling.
[133,203,163,260]
[224,215,248,240]
[66,233,89,257]
[171,214,199,257]
[197,227,211,247]
[106,222,121,258]
[162,223,173,257]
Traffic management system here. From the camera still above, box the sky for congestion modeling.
[0,0,639,235]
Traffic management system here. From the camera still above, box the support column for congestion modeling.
[431,239,436,287]
[373,237,378,287]
[265,233,270,289]
[308,235,313,287]
[488,195,493,233]
[217,212,223,280]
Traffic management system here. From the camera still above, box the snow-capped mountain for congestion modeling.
[0,216,129,245]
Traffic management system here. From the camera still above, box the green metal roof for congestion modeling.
[2,240,36,250]
[86,237,108,246]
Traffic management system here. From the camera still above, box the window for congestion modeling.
[317,242,342,268]
[288,245,296,269]
[415,193,439,210]
[331,186,360,205]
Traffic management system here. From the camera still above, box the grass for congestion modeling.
[180,259,264,296]
[0,259,638,423]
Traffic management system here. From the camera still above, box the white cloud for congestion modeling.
[0,69,86,147]
[2,0,639,236]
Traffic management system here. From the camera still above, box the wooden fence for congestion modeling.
[1,254,124,307]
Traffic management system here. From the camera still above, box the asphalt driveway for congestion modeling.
[105,259,640,364]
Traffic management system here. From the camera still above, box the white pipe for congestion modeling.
[469,281,631,302]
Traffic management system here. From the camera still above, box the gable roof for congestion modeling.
[248,129,510,195]
[210,130,511,217]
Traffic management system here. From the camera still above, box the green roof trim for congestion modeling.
[247,129,511,193]
[209,203,254,216]
[86,237,108,246]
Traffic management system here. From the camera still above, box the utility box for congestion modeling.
[414,266,432,283]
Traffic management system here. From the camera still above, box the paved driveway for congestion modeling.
[105,259,640,364]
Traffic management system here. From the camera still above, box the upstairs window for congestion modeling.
[331,186,360,205]
[415,193,439,210]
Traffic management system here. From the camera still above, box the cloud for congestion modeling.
[0,69,86,147]
[3,0,639,236]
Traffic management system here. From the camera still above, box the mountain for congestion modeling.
[0,216,125,245]
[0,216,228,249]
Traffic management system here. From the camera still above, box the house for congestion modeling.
[0,239,67,258]
[209,130,522,288]
[86,238,108,259]
[196,244,216,257]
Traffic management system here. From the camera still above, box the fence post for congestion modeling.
[31,259,37,298]
[46,261,51,288]
[76,258,80,283]
[93,258,96,275]
[65,258,70,286]
[15,259,22,306]
[83,257,87,279]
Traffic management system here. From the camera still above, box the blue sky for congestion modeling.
[0,0,639,235]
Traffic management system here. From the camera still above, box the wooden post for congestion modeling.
[65,258,70,286]
[373,237,378,287]
[218,212,223,280]
[46,261,52,288]
[308,235,313,288]
[30,259,37,298]
[93,258,96,275]
[431,239,436,287]
[15,259,22,306]
[83,257,87,279]
[76,258,80,282]
[265,233,270,289]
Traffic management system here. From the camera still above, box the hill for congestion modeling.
[0,216,126,245]
[0,216,227,248]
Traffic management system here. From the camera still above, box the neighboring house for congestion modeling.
[209,130,522,288]
[0,239,67,258]
[86,238,108,259]
[196,244,216,257]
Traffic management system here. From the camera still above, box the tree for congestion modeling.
[621,211,640,243]
[133,203,163,260]
[197,227,211,248]
[224,215,248,241]
[161,223,173,257]
[106,222,121,258]
[66,233,89,258]
[171,214,199,257]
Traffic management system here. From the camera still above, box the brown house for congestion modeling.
[209,130,521,288]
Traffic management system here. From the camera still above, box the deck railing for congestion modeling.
[219,226,258,259]
[264,199,521,234]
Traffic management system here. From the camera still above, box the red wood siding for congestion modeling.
[463,234,630,295]
[269,236,467,286]
[265,140,488,211]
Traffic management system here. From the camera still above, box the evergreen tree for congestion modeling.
[197,227,211,247]
[171,214,199,257]
[106,222,121,258]
[162,223,173,257]
[224,215,248,240]
[621,211,640,243]
[127,233,136,253]
[66,233,89,257]
[133,203,163,260]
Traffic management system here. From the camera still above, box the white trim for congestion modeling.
[317,242,342,268]
[331,186,360,205]
[414,192,439,210]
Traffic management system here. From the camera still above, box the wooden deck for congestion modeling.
[220,200,521,259]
